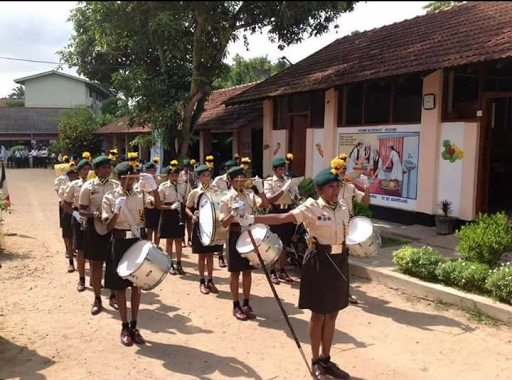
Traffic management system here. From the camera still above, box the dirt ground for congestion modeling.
[1,169,512,380]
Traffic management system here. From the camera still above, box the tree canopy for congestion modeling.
[8,85,25,99]
[61,1,357,159]
[423,1,461,13]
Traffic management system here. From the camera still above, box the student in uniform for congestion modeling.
[242,165,353,380]
[211,160,237,191]
[79,156,119,315]
[62,159,91,291]
[264,157,296,284]
[102,162,161,347]
[55,156,70,241]
[185,164,222,295]
[158,162,187,275]
[139,162,162,245]
[179,159,198,246]
[59,168,79,272]
[220,166,268,321]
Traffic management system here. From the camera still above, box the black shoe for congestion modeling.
[322,361,350,379]
[177,265,186,275]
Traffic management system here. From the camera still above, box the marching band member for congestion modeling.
[79,156,119,315]
[59,168,79,273]
[158,161,187,276]
[264,157,296,284]
[138,162,161,245]
[220,166,268,321]
[211,159,237,191]
[62,159,91,291]
[336,154,370,216]
[233,153,241,166]
[243,165,353,380]
[55,156,70,241]
[185,164,222,295]
[102,162,161,347]
[179,159,198,246]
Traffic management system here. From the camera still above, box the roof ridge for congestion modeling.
[213,81,262,92]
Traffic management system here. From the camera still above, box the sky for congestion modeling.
[0,1,429,98]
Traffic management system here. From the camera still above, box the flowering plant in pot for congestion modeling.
[435,200,456,235]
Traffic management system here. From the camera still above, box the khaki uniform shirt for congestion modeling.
[136,180,158,209]
[338,183,364,216]
[292,197,350,250]
[186,183,211,209]
[55,175,68,200]
[63,178,87,209]
[179,171,198,202]
[211,174,230,191]
[264,175,294,205]
[219,188,260,224]
[102,187,146,230]
[158,180,186,205]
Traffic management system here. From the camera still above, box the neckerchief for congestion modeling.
[98,177,109,185]
[325,199,337,211]
[124,188,134,196]
[202,183,210,191]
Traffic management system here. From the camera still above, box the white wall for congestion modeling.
[24,74,88,108]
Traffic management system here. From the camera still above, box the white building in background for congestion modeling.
[14,70,112,114]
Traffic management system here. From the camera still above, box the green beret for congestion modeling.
[314,168,340,187]
[272,157,287,168]
[66,168,77,176]
[183,159,192,167]
[195,164,211,175]
[144,162,156,171]
[76,159,91,171]
[227,166,246,180]
[92,155,111,169]
[114,162,135,177]
[162,166,181,175]
[224,160,237,169]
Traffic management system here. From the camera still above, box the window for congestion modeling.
[88,88,93,98]
[485,60,512,92]
[343,83,364,125]
[394,74,422,123]
[310,91,325,128]
[443,65,480,120]
[364,80,391,124]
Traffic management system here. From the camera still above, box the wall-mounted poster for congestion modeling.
[337,125,420,211]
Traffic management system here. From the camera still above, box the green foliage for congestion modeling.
[381,236,410,249]
[5,99,24,107]
[130,134,155,149]
[423,1,462,13]
[437,200,453,217]
[298,178,315,198]
[456,212,512,266]
[485,263,512,304]
[100,97,125,117]
[8,85,25,99]
[436,260,490,294]
[393,246,447,281]
[353,201,372,218]
[61,1,357,158]
[214,54,290,89]
[56,107,115,156]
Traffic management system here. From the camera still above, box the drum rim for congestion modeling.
[198,192,216,246]
[346,216,374,244]
[236,224,270,254]
[116,239,152,278]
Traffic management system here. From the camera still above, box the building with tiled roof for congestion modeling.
[225,1,512,223]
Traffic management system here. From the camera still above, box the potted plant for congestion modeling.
[435,200,456,235]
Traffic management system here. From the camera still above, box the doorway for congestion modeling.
[478,94,512,215]
[251,128,263,177]
[289,114,308,177]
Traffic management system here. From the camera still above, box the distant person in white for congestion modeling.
[372,149,387,180]
[346,140,365,175]
[383,143,403,182]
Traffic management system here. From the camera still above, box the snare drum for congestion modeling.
[198,191,229,246]
[117,240,171,291]
[236,224,283,268]
[346,217,381,258]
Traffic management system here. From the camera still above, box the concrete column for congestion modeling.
[232,130,239,157]
[323,88,339,167]
[263,100,274,177]
[199,130,212,164]
[417,70,444,215]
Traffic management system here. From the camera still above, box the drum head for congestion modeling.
[346,217,374,245]
[198,193,214,245]
[236,224,268,254]
[117,240,151,277]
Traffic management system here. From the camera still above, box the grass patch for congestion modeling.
[381,236,410,249]
[462,303,502,327]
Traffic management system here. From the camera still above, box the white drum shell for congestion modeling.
[198,191,229,246]
[346,217,381,258]
[236,224,283,268]
[117,240,171,291]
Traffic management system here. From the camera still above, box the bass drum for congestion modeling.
[198,191,229,246]
[117,240,171,291]
[236,224,283,268]
[346,216,381,258]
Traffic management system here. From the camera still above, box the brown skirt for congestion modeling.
[299,244,349,314]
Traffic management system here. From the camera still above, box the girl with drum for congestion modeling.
[219,166,268,321]
[138,162,162,246]
[158,162,187,276]
[240,164,352,380]
[62,159,91,292]
[185,164,222,295]
[102,162,161,347]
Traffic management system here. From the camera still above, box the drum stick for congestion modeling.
[246,228,312,377]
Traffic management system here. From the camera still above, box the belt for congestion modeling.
[271,204,292,210]
[315,242,346,255]
[113,229,141,239]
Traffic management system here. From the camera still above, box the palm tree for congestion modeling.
[8,85,25,99]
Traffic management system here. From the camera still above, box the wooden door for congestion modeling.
[289,114,308,176]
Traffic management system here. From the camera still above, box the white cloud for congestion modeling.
[0,1,429,97]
